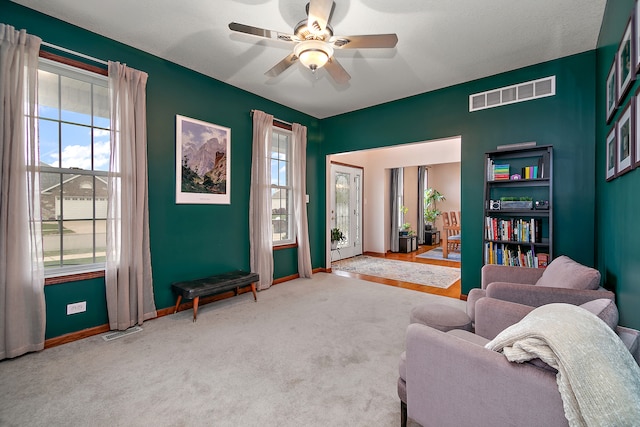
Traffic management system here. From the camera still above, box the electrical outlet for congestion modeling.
[67,301,86,315]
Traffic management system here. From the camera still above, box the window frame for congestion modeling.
[270,123,296,248]
[36,53,110,281]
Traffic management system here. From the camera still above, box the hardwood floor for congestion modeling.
[331,243,463,299]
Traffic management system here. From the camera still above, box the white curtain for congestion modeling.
[249,110,274,290]
[106,61,156,331]
[292,123,312,278]
[0,24,45,359]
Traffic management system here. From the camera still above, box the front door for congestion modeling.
[330,163,363,260]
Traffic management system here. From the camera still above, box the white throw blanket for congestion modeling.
[486,303,640,427]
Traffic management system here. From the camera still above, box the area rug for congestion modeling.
[417,247,461,262]
[332,256,460,288]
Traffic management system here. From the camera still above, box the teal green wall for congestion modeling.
[3,0,323,338]
[322,52,597,310]
[596,0,640,329]
[43,278,108,339]
[9,0,637,337]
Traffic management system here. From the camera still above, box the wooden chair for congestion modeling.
[442,211,461,259]
[450,211,458,226]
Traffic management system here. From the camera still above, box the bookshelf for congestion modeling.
[483,145,553,268]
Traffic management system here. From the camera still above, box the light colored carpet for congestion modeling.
[0,273,464,426]
[416,247,461,262]
[332,255,460,288]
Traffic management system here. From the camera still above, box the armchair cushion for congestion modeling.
[476,298,618,338]
[535,255,600,290]
[481,263,543,289]
[485,281,614,308]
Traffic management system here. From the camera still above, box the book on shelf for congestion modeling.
[521,164,543,179]
[493,164,510,180]
[484,242,544,268]
[537,253,549,268]
[487,159,512,181]
[484,217,542,243]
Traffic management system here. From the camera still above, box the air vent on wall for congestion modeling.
[469,76,556,112]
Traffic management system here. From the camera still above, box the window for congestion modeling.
[36,58,110,276]
[271,128,294,245]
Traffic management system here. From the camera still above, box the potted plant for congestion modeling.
[401,222,414,236]
[424,188,446,230]
[330,227,345,249]
[399,205,411,236]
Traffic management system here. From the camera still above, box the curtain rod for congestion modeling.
[250,110,292,126]
[41,41,109,66]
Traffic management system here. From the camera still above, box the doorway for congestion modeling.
[325,137,462,296]
[329,163,363,260]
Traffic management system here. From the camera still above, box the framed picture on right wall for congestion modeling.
[635,89,640,167]
[616,99,634,176]
[606,126,617,181]
[617,17,635,104]
[606,58,617,123]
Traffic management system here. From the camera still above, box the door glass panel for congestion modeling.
[335,172,350,248]
[354,174,361,244]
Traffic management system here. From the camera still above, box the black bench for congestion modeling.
[171,270,259,322]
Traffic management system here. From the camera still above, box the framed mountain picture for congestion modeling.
[175,115,231,204]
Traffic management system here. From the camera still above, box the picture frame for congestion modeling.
[175,115,231,204]
[636,3,640,72]
[635,88,640,167]
[606,57,617,123]
[616,99,634,176]
[606,126,617,181]
[617,17,635,105]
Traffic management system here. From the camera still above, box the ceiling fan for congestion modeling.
[228,0,398,84]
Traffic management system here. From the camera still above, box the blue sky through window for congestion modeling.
[38,110,110,171]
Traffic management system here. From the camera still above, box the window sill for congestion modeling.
[45,270,105,285]
[273,242,298,251]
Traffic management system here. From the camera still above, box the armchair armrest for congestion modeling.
[465,288,486,322]
[486,282,614,307]
[405,323,567,427]
[481,264,544,289]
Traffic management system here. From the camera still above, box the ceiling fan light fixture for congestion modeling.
[294,40,333,71]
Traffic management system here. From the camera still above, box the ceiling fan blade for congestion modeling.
[331,34,398,49]
[307,0,334,34]
[229,22,298,43]
[265,53,298,77]
[324,57,350,84]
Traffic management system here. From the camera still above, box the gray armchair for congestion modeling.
[398,297,640,427]
[466,256,614,323]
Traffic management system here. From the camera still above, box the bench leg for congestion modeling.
[251,282,257,302]
[173,295,182,314]
[192,296,200,322]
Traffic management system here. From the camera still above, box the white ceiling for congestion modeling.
[11,0,606,119]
